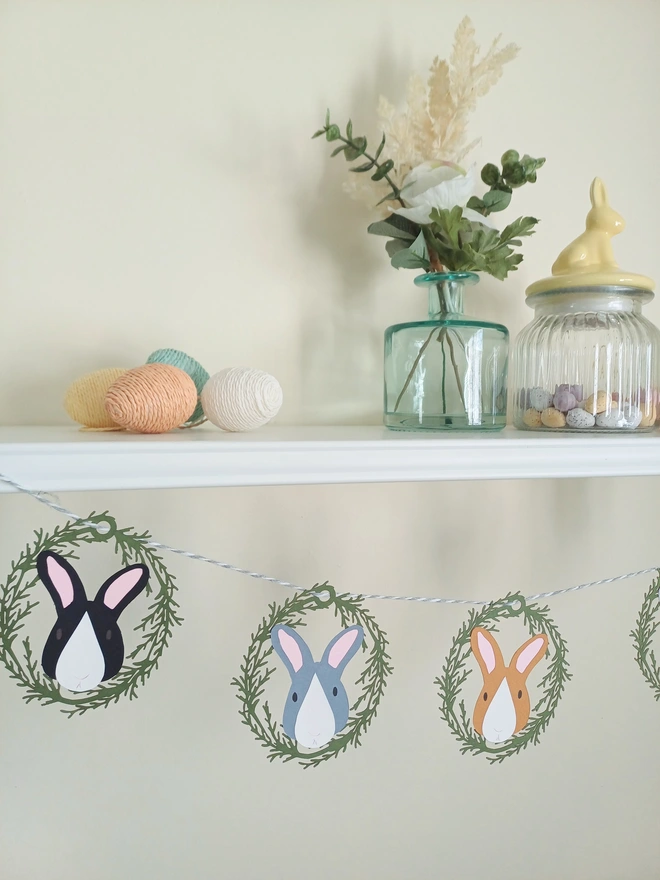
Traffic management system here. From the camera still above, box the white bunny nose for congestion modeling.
[294,674,335,750]
[55,612,105,693]
[482,679,516,744]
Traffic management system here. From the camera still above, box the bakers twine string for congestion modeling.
[0,470,656,607]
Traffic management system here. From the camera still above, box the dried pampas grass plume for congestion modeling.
[344,16,519,212]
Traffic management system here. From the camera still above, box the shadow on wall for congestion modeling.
[291,39,408,425]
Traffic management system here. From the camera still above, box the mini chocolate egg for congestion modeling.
[529,387,553,412]
[566,407,596,429]
[541,407,566,428]
[584,390,611,415]
[522,408,543,428]
[596,408,626,429]
[553,389,577,413]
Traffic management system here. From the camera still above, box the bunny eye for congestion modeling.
[332,687,338,696]
[292,692,298,702]
[106,630,113,640]
[518,689,523,699]
[55,628,63,640]
[483,692,488,701]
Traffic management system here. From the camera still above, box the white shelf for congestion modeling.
[0,425,658,492]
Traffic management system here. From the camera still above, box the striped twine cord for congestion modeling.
[0,470,656,606]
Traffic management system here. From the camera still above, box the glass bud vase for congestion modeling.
[384,272,509,431]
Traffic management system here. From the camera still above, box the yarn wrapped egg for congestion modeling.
[146,348,209,426]
[201,367,283,432]
[64,368,128,429]
[105,363,198,433]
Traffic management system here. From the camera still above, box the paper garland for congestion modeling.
[0,505,659,768]
[232,585,392,768]
[631,572,660,700]
[0,513,181,715]
[437,594,571,763]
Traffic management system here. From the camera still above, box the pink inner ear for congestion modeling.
[278,629,304,672]
[516,637,546,673]
[477,631,497,673]
[46,556,74,607]
[103,569,144,610]
[328,629,359,668]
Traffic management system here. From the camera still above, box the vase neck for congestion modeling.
[428,278,465,318]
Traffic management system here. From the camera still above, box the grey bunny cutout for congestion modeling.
[270,624,364,749]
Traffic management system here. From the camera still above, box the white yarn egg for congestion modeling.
[201,367,283,432]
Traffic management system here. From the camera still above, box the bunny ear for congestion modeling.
[94,564,149,616]
[512,633,548,678]
[271,625,314,678]
[470,627,505,678]
[37,551,87,612]
[591,177,607,208]
[321,625,364,674]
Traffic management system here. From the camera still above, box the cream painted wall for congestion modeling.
[0,2,659,879]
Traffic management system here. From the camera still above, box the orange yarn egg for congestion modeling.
[105,364,198,434]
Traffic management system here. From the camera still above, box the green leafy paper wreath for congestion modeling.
[436,593,570,763]
[631,572,660,700]
[0,512,182,716]
[232,585,393,769]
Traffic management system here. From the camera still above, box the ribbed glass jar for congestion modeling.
[512,285,660,432]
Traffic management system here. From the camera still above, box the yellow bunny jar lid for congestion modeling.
[526,178,654,297]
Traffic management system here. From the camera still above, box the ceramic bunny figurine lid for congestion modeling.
[526,178,654,296]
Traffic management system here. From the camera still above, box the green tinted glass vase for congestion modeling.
[384,272,508,431]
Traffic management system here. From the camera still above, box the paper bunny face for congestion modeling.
[37,551,149,693]
[470,627,548,744]
[270,624,364,750]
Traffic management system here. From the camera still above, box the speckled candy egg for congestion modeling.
[553,389,577,413]
[584,390,611,415]
[595,408,627,429]
[566,407,596,429]
[540,407,566,428]
[555,383,583,403]
[529,387,553,412]
[522,408,543,428]
[621,405,642,429]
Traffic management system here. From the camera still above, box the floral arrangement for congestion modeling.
[313,17,545,280]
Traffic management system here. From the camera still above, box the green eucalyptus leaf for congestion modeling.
[312,128,326,139]
[325,109,330,127]
[375,189,400,205]
[367,214,418,240]
[385,238,410,257]
[344,136,367,161]
[503,162,526,187]
[325,124,341,142]
[501,149,519,166]
[482,189,512,213]
[331,144,347,157]
[350,160,376,173]
[481,163,500,186]
[390,247,429,270]
[371,159,394,181]
[409,230,429,261]
[466,196,486,214]
[374,133,386,161]
[346,119,353,140]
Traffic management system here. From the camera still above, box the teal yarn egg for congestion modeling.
[146,348,209,426]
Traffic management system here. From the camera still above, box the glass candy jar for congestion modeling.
[513,178,660,432]
[384,272,508,431]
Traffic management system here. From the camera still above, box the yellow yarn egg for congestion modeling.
[105,363,198,434]
[64,368,128,429]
